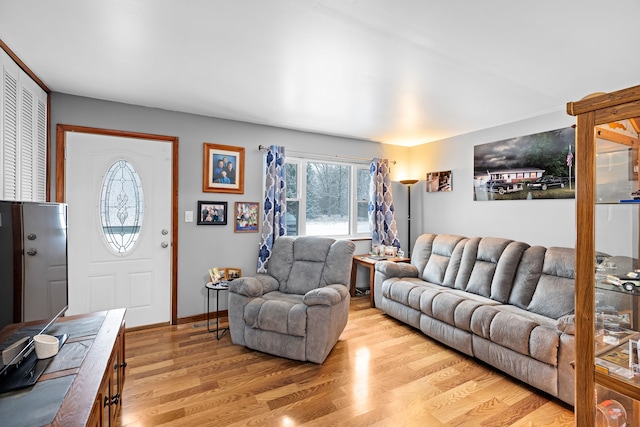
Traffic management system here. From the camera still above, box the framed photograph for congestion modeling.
[227,268,242,280]
[203,142,245,194]
[426,170,452,192]
[234,202,259,233]
[208,267,227,283]
[197,201,228,225]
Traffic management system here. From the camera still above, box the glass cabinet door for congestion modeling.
[593,120,640,413]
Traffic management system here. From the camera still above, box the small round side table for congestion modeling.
[205,281,229,339]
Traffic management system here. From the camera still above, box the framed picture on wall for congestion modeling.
[197,201,228,225]
[234,202,259,232]
[203,143,245,194]
[426,170,452,192]
[227,268,242,280]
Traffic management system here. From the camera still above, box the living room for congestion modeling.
[1,1,640,425]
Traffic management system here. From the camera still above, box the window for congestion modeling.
[99,159,144,255]
[285,157,370,237]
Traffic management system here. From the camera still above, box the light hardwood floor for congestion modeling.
[116,297,575,427]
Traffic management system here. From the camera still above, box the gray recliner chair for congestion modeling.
[227,236,355,364]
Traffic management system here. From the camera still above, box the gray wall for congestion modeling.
[407,109,576,249]
[49,93,577,320]
[49,93,405,319]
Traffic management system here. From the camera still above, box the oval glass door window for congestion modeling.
[99,159,144,255]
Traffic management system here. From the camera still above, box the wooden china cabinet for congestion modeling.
[568,85,640,426]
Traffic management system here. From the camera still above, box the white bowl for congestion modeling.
[33,334,59,359]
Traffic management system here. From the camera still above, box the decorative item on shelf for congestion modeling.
[595,399,627,427]
[384,245,398,257]
[227,268,242,280]
[209,267,226,284]
[400,179,418,257]
[627,337,640,375]
[605,273,640,292]
[208,267,241,285]
[620,189,640,203]
[202,142,245,194]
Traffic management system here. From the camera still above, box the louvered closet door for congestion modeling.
[1,49,19,200]
[0,48,47,202]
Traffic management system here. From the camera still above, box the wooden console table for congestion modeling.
[0,309,126,427]
[350,255,410,307]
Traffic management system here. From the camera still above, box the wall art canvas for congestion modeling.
[426,170,452,192]
[473,126,575,201]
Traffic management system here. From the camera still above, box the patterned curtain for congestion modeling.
[368,158,400,248]
[257,145,286,273]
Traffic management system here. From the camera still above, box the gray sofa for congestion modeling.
[374,233,576,405]
[228,236,355,364]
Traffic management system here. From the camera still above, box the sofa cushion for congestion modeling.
[509,246,546,309]
[383,278,433,311]
[421,235,467,287]
[321,240,356,286]
[465,237,514,298]
[490,241,530,303]
[417,286,443,317]
[527,247,575,319]
[268,237,354,295]
[455,237,480,290]
[244,292,307,336]
[421,289,496,332]
[470,304,559,365]
[410,233,437,275]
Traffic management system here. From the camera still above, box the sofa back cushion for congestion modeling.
[457,237,522,300]
[411,233,437,274]
[490,241,530,303]
[509,245,546,309]
[526,247,575,319]
[420,234,467,287]
[267,236,355,295]
[321,239,356,287]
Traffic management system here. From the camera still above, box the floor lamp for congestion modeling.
[400,179,418,257]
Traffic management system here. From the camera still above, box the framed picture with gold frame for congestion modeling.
[203,142,245,194]
[227,268,242,280]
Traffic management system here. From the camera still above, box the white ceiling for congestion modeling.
[1,0,639,146]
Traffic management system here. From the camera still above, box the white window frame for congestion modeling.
[286,156,369,238]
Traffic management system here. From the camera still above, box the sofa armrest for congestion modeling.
[557,314,575,335]
[229,274,278,297]
[375,261,418,279]
[303,284,348,306]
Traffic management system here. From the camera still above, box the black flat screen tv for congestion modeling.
[0,201,68,374]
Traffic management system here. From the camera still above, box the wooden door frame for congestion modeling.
[55,124,179,325]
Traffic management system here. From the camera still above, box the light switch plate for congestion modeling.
[185,211,193,222]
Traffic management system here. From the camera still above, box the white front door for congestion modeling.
[64,130,173,328]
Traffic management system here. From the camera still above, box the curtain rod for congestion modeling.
[257,145,396,165]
